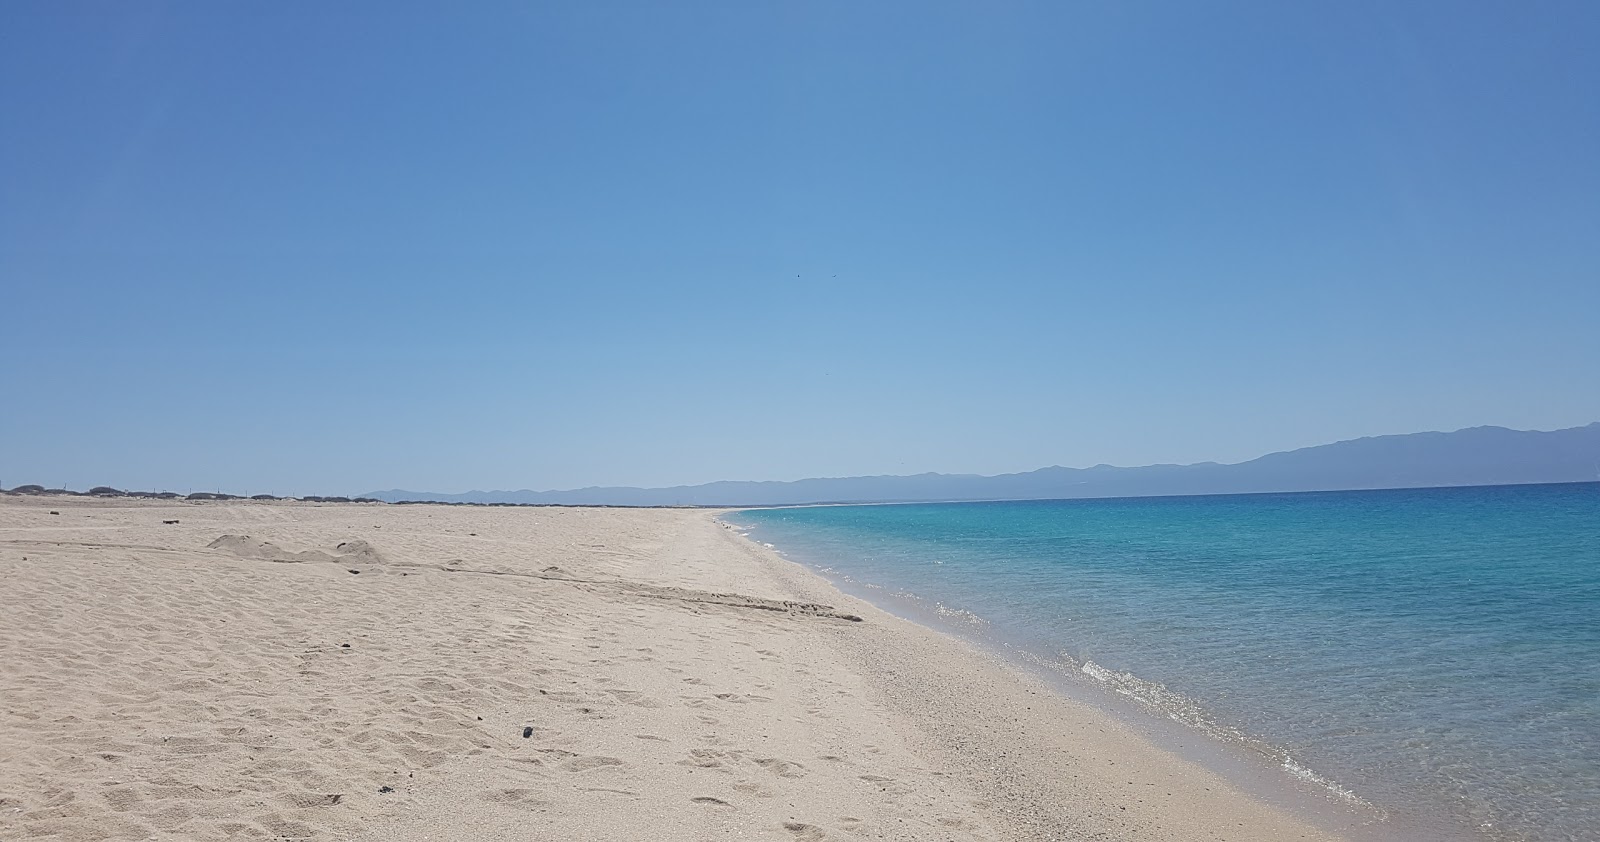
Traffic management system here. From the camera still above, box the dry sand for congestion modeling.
[0,495,1352,841]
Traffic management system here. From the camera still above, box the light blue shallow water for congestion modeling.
[730,484,1600,842]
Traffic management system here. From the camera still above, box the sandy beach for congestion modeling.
[0,495,1350,841]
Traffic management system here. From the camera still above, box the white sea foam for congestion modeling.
[1280,757,1365,805]
[932,603,989,628]
[1078,660,1216,732]
[1073,659,1371,808]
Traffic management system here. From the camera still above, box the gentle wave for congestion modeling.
[1063,653,1365,806]
[838,573,1370,808]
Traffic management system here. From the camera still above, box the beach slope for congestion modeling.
[0,497,1346,841]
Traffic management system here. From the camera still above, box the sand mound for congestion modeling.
[329,539,384,566]
[207,535,386,567]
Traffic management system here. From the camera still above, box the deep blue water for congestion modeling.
[729,484,1600,842]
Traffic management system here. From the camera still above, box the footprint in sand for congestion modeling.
[754,757,807,778]
[678,749,725,769]
[483,788,547,808]
[281,792,344,809]
[604,689,660,707]
[103,788,141,812]
[782,821,827,840]
[733,780,777,798]
[563,755,624,773]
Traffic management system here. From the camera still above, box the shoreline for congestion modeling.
[3,496,1358,840]
[712,511,1383,842]
[720,512,1459,842]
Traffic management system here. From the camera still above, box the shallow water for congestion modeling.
[730,483,1600,842]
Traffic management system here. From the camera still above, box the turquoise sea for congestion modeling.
[729,483,1600,842]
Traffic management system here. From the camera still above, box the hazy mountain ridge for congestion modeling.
[364,423,1600,506]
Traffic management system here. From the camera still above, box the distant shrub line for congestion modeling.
[1,485,685,509]
[0,485,381,504]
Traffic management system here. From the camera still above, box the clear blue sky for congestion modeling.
[2,1,1597,496]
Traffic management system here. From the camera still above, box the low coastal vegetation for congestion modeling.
[0,485,703,509]
[0,485,381,504]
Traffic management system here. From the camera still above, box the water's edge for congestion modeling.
[719,510,1477,842]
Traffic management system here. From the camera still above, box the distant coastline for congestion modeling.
[8,422,1599,509]
[0,485,383,505]
[363,422,1600,507]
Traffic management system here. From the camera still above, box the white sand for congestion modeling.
[0,496,1351,840]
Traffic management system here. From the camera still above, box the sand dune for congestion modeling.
[0,496,1352,840]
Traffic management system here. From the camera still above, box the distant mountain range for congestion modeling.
[363,423,1600,507]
